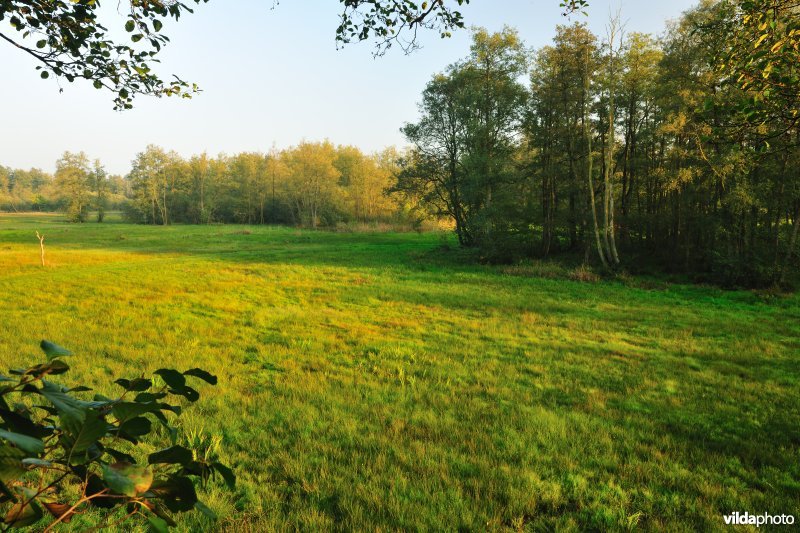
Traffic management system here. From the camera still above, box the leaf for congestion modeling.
[0,445,24,482]
[39,381,85,436]
[154,369,185,390]
[183,368,217,385]
[194,500,217,520]
[102,463,153,497]
[39,340,72,360]
[69,408,109,456]
[150,476,197,512]
[85,474,117,509]
[177,386,199,403]
[3,500,43,528]
[147,514,170,533]
[125,20,135,32]
[21,458,51,467]
[113,401,157,422]
[153,19,163,32]
[115,378,152,392]
[0,409,50,438]
[105,448,136,464]
[0,430,44,454]
[149,445,193,466]
[119,416,151,437]
[42,501,75,523]
[212,462,236,489]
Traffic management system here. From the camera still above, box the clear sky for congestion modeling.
[0,0,698,175]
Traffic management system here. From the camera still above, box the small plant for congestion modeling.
[0,341,235,531]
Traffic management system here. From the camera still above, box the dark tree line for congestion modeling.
[395,0,800,286]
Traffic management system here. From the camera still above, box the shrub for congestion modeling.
[0,341,234,531]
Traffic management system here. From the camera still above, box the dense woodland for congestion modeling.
[2,0,798,286]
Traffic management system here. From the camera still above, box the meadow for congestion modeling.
[0,213,798,531]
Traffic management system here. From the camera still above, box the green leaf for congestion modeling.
[194,500,217,520]
[113,401,157,422]
[0,445,25,482]
[148,445,193,466]
[69,409,109,456]
[119,416,151,437]
[183,368,217,385]
[147,514,170,533]
[0,430,44,454]
[40,71,49,79]
[212,462,236,489]
[102,463,153,497]
[150,476,197,512]
[39,340,71,360]
[115,378,152,392]
[39,381,108,453]
[125,20,135,32]
[40,381,86,437]
[154,369,185,390]
[153,19,163,32]
[93,80,103,89]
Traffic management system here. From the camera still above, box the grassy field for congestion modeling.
[0,213,798,531]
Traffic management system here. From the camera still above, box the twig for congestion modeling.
[35,231,46,266]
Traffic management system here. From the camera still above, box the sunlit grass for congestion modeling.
[1,213,798,531]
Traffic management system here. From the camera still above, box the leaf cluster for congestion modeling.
[0,341,234,531]
[0,0,208,109]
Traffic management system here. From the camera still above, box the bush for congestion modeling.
[0,341,234,531]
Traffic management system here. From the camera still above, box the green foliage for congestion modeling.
[395,4,800,287]
[121,143,407,228]
[0,0,208,109]
[0,340,233,530]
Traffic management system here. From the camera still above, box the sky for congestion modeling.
[0,0,698,175]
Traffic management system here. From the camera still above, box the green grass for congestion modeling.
[1,213,799,531]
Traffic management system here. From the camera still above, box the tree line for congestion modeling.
[2,0,797,287]
[1,142,413,228]
[394,0,800,286]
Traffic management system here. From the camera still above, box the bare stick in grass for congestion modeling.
[35,230,45,266]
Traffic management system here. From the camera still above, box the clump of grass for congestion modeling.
[568,264,600,282]
[501,260,569,279]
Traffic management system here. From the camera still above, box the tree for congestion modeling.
[54,152,91,222]
[127,146,185,225]
[92,160,108,222]
[284,141,343,228]
[399,27,527,249]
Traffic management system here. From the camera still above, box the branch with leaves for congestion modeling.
[0,0,208,110]
[0,341,234,531]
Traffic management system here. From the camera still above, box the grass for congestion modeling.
[1,213,798,531]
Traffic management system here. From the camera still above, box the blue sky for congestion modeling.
[0,0,698,175]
